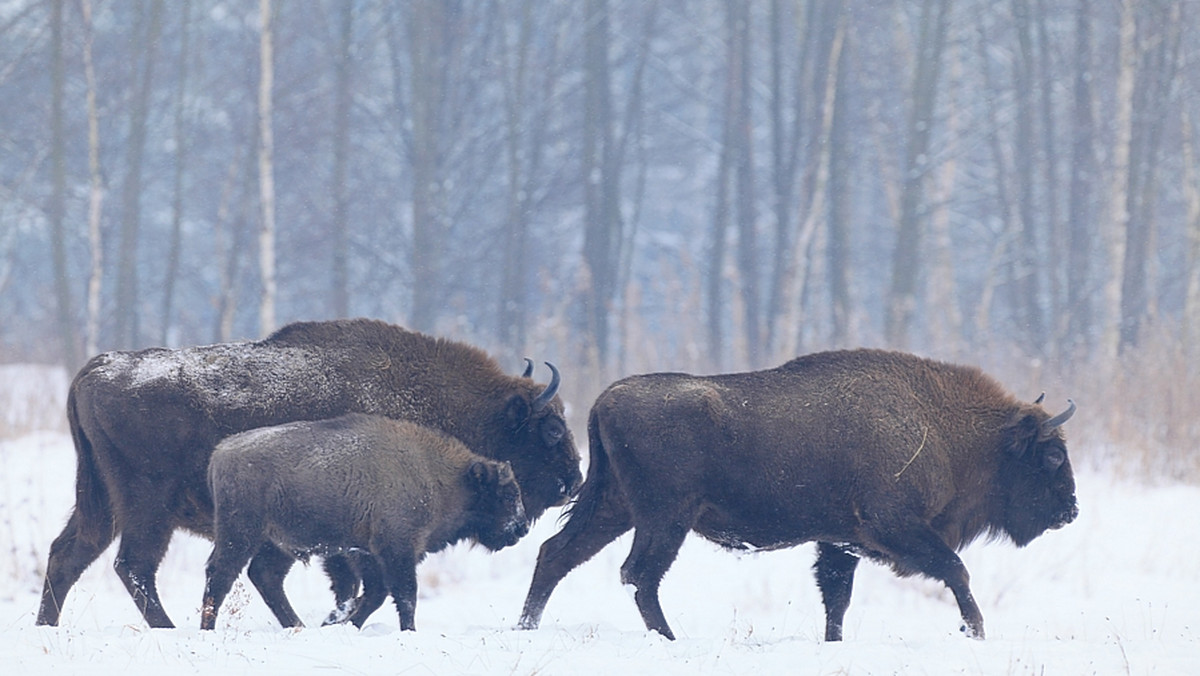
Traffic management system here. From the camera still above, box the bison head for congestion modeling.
[999,399,1079,546]
[465,460,529,551]
[499,362,583,520]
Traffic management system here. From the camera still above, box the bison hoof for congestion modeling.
[960,623,985,640]
[322,597,362,626]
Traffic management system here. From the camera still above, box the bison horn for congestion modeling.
[1042,399,1076,432]
[1033,392,1045,405]
[531,361,561,413]
[521,358,534,379]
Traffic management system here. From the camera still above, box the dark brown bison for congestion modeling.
[201,414,528,631]
[518,348,1077,641]
[37,318,581,628]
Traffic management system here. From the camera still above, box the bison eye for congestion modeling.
[541,419,565,447]
[1043,447,1066,471]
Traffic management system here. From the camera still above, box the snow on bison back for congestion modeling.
[37,318,581,628]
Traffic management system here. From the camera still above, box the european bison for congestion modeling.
[201,414,528,631]
[38,318,581,628]
[519,348,1077,640]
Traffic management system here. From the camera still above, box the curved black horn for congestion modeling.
[1033,392,1045,405]
[1042,399,1076,431]
[531,361,561,413]
[521,358,534,379]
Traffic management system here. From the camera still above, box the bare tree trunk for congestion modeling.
[258,0,277,337]
[928,21,961,350]
[80,0,104,358]
[214,147,252,343]
[708,0,739,371]
[114,0,164,349]
[1100,0,1135,364]
[408,0,448,334]
[160,0,192,345]
[1065,0,1095,357]
[728,0,760,366]
[580,0,621,370]
[826,4,852,347]
[331,0,353,319]
[49,0,80,368]
[1034,0,1064,351]
[1183,108,1200,352]
[885,0,951,349]
[1012,0,1045,352]
[498,0,535,353]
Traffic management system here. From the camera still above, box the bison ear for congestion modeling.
[468,460,499,488]
[1003,412,1040,457]
[505,394,531,431]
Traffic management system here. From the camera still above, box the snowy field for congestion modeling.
[1,380,1198,673]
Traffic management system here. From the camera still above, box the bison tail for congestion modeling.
[560,406,612,527]
[66,383,113,546]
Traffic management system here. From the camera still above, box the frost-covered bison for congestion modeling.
[519,348,1077,640]
[38,318,581,628]
[200,414,528,631]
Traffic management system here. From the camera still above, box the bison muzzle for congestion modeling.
[518,348,1078,640]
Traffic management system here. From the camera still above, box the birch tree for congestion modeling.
[258,0,277,337]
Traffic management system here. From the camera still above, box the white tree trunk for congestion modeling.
[1100,0,1135,363]
[81,0,104,358]
[258,0,277,337]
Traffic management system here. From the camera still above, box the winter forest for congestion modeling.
[2,0,1199,478]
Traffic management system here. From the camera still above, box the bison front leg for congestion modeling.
[877,526,986,639]
[620,522,690,640]
[814,542,860,641]
[379,547,419,631]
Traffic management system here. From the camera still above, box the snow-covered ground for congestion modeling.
[3,427,1198,674]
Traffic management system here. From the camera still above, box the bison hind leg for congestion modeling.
[814,542,860,641]
[201,532,260,630]
[619,521,690,641]
[320,554,362,625]
[246,544,302,628]
[112,517,176,628]
[345,553,388,628]
[37,510,116,626]
[518,481,632,631]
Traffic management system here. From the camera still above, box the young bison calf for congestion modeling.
[200,413,529,631]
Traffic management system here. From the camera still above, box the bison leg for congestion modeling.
[320,554,361,625]
[112,519,176,628]
[36,510,116,626]
[346,553,388,628]
[200,534,259,630]
[877,526,986,639]
[518,483,632,630]
[246,544,303,628]
[814,542,860,641]
[619,521,690,640]
[378,546,419,631]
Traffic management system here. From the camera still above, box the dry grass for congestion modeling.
[0,364,69,439]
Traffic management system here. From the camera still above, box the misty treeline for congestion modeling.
[2,1,1200,471]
